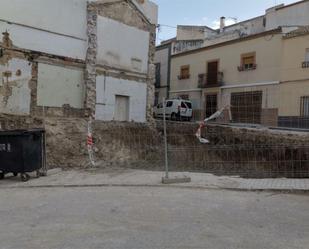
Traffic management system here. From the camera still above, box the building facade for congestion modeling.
[278,28,309,128]
[0,0,158,123]
[167,0,309,127]
[170,29,283,124]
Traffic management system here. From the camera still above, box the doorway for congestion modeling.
[114,95,130,121]
[205,94,218,118]
[207,61,219,86]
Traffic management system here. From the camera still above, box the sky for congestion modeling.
[151,0,300,43]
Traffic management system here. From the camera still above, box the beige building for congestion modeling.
[170,29,283,125]
[170,28,309,126]
[279,28,309,127]
[168,0,309,128]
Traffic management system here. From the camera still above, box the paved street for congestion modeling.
[0,186,308,249]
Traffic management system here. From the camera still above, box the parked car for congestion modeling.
[154,99,193,121]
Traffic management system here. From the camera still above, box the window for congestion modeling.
[180,101,192,109]
[166,101,173,107]
[231,91,263,124]
[178,65,190,80]
[185,101,192,109]
[238,53,256,71]
[301,96,309,117]
[303,49,309,68]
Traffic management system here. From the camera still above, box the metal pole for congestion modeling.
[163,97,169,179]
[42,105,47,176]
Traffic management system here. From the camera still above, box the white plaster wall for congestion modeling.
[97,16,150,74]
[0,58,32,115]
[0,22,87,60]
[0,0,87,39]
[203,17,266,48]
[223,17,265,36]
[266,2,309,30]
[37,64,85,109]
[177,26,214,41]
[96,76,147,122]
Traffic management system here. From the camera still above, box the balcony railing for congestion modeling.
[237,64,257,72]
[178,75,190,80]
[302,61,309,68]
[198,72,224,88]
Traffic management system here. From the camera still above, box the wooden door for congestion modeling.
[207,61,218,86]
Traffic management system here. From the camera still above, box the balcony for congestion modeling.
[237,64,257,72]
[302,61,309,68]
[198,72,224,88]
[178,75,190,80]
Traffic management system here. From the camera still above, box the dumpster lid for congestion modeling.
[0,128,45,136]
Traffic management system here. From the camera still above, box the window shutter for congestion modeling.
[243,56,254,65]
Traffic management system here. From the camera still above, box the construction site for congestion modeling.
[0,1,309,249]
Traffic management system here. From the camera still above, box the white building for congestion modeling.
[0,0,158,123]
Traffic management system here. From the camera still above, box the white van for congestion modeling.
[154,99,193,121]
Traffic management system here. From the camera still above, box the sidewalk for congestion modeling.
[1,169,309,192]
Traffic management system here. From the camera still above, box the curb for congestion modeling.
[1,183,309,194]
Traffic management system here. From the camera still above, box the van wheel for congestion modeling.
[171,113,177,121]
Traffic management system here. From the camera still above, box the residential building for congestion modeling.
[172,0,309,55]
[0,0,158,123]
[168,0,309,127]
[279,27,309,128]
[170,29,282,124]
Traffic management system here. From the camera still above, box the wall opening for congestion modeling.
[114,95,130,121]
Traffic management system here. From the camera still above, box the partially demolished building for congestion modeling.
[0,0,158,125]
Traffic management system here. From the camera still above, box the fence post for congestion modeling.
[163,97,169,179]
